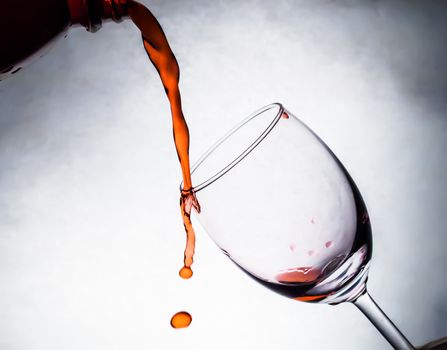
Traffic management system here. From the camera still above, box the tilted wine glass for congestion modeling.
[184,103,446,350]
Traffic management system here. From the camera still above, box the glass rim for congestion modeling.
[183,102,285,193]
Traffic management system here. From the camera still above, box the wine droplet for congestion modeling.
[281,112,289,119]
[179,266,193,279]
[170,311,192,329]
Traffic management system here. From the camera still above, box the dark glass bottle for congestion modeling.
[0,0,129,80]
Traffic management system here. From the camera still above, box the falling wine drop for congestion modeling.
[179,266,193,279]
[170,311,192,329]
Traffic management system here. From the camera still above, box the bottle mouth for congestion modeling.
[68,0,100,32]
[102,0,129,23]
[68,0,128,32]
[87,0,103,32]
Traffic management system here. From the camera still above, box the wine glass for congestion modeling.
[186,103,446,349]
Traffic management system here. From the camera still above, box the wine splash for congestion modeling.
[127,0,200,328]
[179,188,200,278]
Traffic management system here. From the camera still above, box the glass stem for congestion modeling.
[353,291,416,350]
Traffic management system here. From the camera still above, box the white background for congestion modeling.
[1,0,446,349]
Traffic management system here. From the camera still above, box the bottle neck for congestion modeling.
[68,0,129,33]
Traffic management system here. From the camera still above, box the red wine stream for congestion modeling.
[127,0,199,328]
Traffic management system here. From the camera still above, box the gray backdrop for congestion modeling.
[0,0,446,349]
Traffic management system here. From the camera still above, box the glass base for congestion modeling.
[419,338,447,350]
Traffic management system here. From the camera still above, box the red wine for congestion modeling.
[127,1,200,278]
[127,0,200,327]
[237,176,372,304]
[179,266,193,279]
[170,311,192,329]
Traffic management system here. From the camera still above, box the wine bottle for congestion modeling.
[0,0,129,80]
